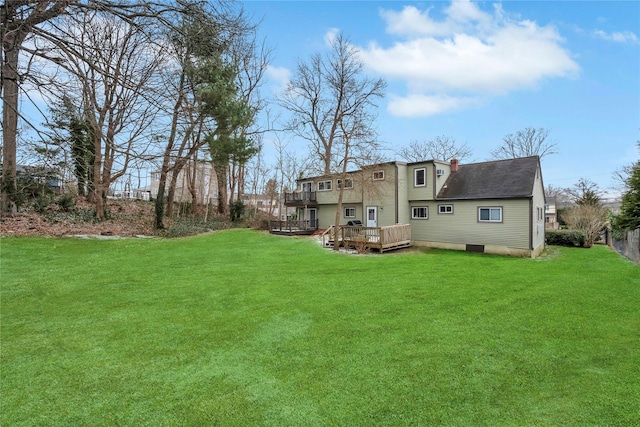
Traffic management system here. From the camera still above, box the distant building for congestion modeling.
[150,161,218,205]
[545,195,559,229]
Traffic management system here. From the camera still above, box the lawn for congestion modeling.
[1,230,638,426]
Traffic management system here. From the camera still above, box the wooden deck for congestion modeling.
[322,224,412,253]
[269,220,319,235]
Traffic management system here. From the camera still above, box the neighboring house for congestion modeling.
[241,193,279,217]
[110,188,151,201]
[150,161,218,205]
[282,156,546,258]
[544,195,559,229]
[12,164,64,194]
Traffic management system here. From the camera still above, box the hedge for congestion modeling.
[546,229,587,247]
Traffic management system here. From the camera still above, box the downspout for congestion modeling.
[432,162,436,200]
[394,163,399,224]
[529,198,533,250]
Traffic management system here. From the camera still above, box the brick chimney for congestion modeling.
[451,158,459,172]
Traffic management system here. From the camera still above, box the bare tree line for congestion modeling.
[2,0,278,227]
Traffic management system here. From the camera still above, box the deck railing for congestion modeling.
[270,219,319,233]
[323,224,412,252]
[284,191,316,204]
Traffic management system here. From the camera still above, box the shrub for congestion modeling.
[33,194,54,213]
[230,200,246,222]
[546,229,586,247]
[56,193,76,212]
[560,205,607,247]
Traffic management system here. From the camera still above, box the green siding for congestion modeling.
[410,199,532,250]
[296,158,546,257]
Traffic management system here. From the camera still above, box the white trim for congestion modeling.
[438,204,453,214]
[373,170,385,181]
[414,168,426,187]
[344,207,356,218]
[366,206,378,227]
[337,178,353,189]
[412,206,429,219]
[478,206,502,222]
[317,180,332,191]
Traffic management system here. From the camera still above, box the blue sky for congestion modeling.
[244,0,639,196]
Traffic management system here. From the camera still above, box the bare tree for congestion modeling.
[272,136,305,220]
[280,33,386,249]
[280,33,386,177]
[545,184,571,207]
[397,136,472,163]
[612,140,640,191]
[39,10,164,219]
[1,1,175,214]
[491,127,557,161]
[227,33,272,206]
[561,204,607,248]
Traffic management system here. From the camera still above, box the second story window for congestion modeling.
[414,168,426,186]
[318,180,332,191]
[373,170,384,181]
[337,178,353,189]
[301,182,313,192]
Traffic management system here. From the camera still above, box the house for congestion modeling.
[278,156,546,258]
[150,161,218,205]
[241,193,280,217]
[11,165,64,194]
[544,195,559,229]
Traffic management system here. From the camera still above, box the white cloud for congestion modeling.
[324,27,340,46]
[266,65,291,92]
[360,1,580,117]
[388,94,481,117]
[594,30,639,44]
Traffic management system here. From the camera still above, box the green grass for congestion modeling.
[1,230,639,426]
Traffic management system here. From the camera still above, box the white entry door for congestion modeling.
[366,206,377,227]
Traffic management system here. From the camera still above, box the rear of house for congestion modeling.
[282,156,546,258]
[409,157,546,257]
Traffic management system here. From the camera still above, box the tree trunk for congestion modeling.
[216,163,228,215]
[1,36,22,215]
[154,167,169,229]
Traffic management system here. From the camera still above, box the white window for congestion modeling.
[478,207,502,222]
[373,170,385,181]
[337,178,353,189]
[344,207,356,218]
[414,168,426,186]
[317,180,332,191]
[438,204,453,214]
[412,206,429,219]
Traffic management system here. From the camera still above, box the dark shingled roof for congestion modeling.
[437,156,540,200]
